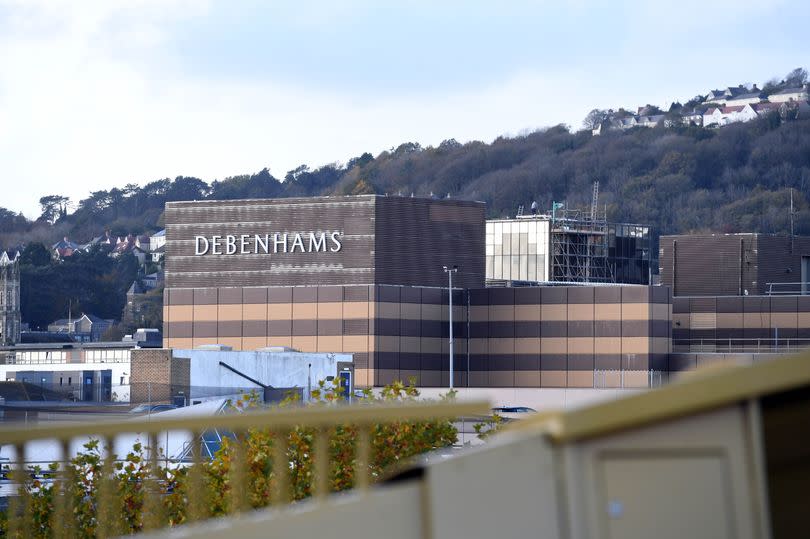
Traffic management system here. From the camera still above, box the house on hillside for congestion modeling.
[768,86,809,103]
[51,237,81,259]
[725,89,765,107]
[82,230,114,252]
[150,230,166,262]
[704,85,749,105]
[47,313,115,343]
[112,235,149,265]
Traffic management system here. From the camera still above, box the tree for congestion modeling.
[20,242,50,267]
[583,109,610,130]
[38,195,69,224]
[785,67,808,87]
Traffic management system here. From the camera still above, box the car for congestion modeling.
[491,406,537,420]
[128,404,178,414]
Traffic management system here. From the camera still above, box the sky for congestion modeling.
[1,0,809,219]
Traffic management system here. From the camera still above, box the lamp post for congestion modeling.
[443,265,458,389]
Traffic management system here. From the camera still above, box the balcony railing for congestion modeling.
[672,338,810,353]
[0,399,488,537]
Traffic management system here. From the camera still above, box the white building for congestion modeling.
[768,86,809,103]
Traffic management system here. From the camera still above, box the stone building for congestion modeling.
[0,251,21,345]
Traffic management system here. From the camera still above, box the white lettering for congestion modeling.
[225,235,237,255]
[290,233,305,253]
[211,235,222,255]
[273,233,287,253]
[308,232,327,252]
[195,236,210,255]
[330,231,342,252]
[239,234,250,254]
[255,234,269,254]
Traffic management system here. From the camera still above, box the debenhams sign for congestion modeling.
[194,231,343,255]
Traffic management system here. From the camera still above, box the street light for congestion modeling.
[443,265,459,389]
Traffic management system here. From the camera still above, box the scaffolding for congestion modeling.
[549,206,615,283]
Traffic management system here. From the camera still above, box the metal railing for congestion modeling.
[672,338,810,353]
[0,399,488,537]
[765,282,810,295]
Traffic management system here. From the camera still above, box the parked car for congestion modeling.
[491,406,537,420]
[128,404,178,414]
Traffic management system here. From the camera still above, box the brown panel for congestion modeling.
[488,370,515,387]
[170,289,194,305]
[193,321,217,337]
[170,321,193,338]
[243,320,268,338]
[194,288,218,305]
[217,320,242,338]
[243,287,267,304]
[268,287,292,303]
[292,320,317,336]
[594,287,621,303]
[317,286,343,302]
[567,287,594,304]
[317,319,342,336]
[268,320,291,336]
[218,287,242,304]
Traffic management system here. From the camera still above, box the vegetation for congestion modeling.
[0,380,459,537]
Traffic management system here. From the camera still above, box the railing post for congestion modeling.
[314,425,330,500]
[355,425,371,492]
[271,430,289,505]
[228,431,249,515]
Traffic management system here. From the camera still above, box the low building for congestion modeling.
[768,85,809,103]
[130,347,353,405]
[47,313,115,342]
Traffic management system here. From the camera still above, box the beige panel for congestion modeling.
[242,337,268,350]
[798,312,810,327]
[317,336,343,352]
[421,304,442,320]
[514,338,541,355]
[267,336,292,348]
[218,337,243,350]
[622,337,652,354]
[218,304,242,320]
[292,303,317,320]
[400,337,421,353]
[514,305,541,322]
[595,337,622,354]
[193,305,218,321]
[743,312,771,329]
[268,303,293,321]
[514,371,541,387]
[377,336,399,353]
[375,302,399,319]
[598,370,622,388]
[567,371,594,388]
[343,335,369,353]
[716,313,743,328]
[470,305,489,322]
[168,305,194,322]
[652,303,670,320]
[343,301,370,319]
[192,337,219,347]
[354,368,371,387]
[291,336,317,352]
[420,337,442,353]
[622,303,650,320]
[595,303,621,320]
[541,338,567,354]
[771,312,798,329]
[163,305,170,323]
[600,455,731,539]
[488,371,514,387]
[672,313,690,329]
[400,303,421,320]
[169,338,193,349]
[489,338,514,354]
[470,338,488,354]
[568,337,594,355]
[541,371,566,387]
[317,302,343,319]
[690,312,717,330]
[440,305,464,322]
[243,304,267,320]
[568,304,594,321]
[489,305,514,321]
[622,370,650,388]
[541,305,567,321]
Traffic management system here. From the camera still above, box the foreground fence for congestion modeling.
[0,399,488,537]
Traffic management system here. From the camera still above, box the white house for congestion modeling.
[725,91,765,107]
[767,86,809,103]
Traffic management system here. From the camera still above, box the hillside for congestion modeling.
[3,112,810,252]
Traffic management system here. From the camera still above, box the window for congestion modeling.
[60,377,63,386]
[68,377,72,385]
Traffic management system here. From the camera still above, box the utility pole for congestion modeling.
[443,265,458,389]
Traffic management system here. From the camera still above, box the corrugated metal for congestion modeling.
[690,312,717,330]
